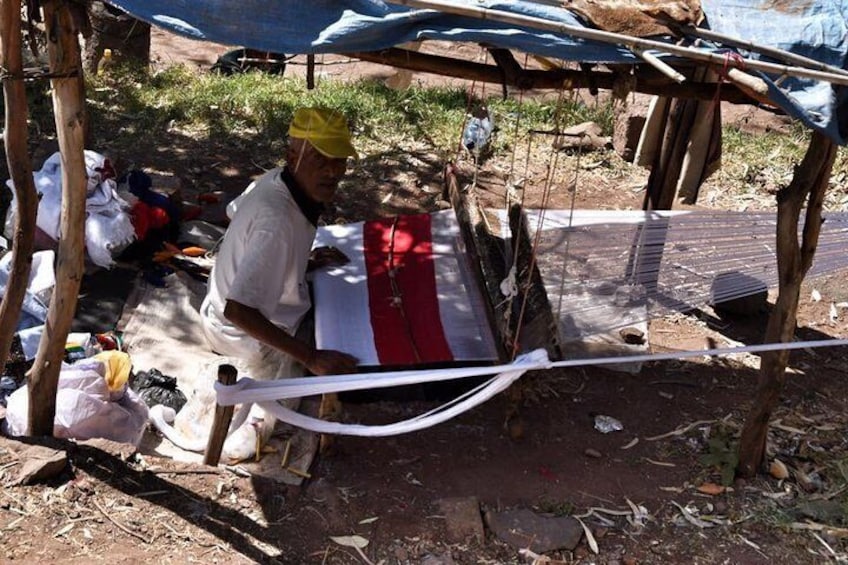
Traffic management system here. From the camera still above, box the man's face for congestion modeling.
[288,139,349,204]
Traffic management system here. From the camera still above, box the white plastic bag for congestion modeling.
[4,150,135,267]
[3,359,149,446]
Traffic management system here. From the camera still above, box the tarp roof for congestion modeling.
[106,0,848,144]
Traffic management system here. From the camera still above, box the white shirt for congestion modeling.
[200,168,316,359]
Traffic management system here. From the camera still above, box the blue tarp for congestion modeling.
[106,0,848,144]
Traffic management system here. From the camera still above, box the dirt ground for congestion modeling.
[2,29,848,565]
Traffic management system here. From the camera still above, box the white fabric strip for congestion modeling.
[312,222,379,364]
[430,210,499,360]
[214,338,848,436]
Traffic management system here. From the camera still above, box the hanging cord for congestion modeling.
[499,127,534,337]
[509,85,569,359]
[552,79,588,320]
[386,216,422,363]
[504,54,530,209]
[454,45,486,162]
[711,51,745,114]
[553,138,584,323]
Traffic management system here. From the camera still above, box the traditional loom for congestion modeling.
[310,158,848,380]
[203,157,848,452]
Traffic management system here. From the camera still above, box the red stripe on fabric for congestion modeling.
[363,214,454,365]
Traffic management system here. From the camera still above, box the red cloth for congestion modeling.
[131,201,170,240]
[363,214,453,365]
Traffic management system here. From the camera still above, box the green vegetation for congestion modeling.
[86,63,615,156]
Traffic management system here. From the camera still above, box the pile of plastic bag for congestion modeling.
[3,352,149,446]
[3,150,136,267]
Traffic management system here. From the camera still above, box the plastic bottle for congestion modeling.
[97,48,114,77]
[462,107,493,157]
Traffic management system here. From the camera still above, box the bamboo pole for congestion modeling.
[27,0,87,436]
[0,0,38,376]
[387,0,848,87]
[348,47,757,104]
[737,131,837,477]
[678,25,848,79]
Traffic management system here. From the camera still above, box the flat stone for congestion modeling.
[553,121,611,152]
[13,445,68,485]
[438,496,484,543]
[484,508,582,553]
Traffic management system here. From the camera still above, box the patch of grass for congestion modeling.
[699,424,739,486]
[84,63,616,155]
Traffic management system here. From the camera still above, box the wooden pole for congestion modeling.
[387,0,848,87]
[348,47,757,104]
[204,364,238,466]
[0,0,38,376]
[306,53,315,90]
[443,163,510,362]
[737,131,837,477]
[678,25,848,79]
[27,0,87,436]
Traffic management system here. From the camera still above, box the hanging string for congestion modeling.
[553,133,584,324]
[386,216,423,363]
[510,81,569,359]
[509,209,848,335]
[505,53,531,209]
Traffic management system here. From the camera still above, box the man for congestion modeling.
[199,107,358,456]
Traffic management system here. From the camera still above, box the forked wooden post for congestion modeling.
[204,364,238,466]
[737,131,837,477]
[0,0,38,376]
[27,1,88,436]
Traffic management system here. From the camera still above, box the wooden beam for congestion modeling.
[508,204,562,360]
[204,364,238,466]
[737,131,837,478]
[27,0,87,436]
[443,164,510,362]
[347,47,757,104]
[388,0,848,87]
[0,0,38,376]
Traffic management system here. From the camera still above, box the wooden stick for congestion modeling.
[0,0,37,377]
[203,364,238,466]
[443,164,510,361]
[348,47,756,103]
[633,47,685,83]
[679,24,848,79]
[387,0,848,86]
[306,53,315,90]
[719,68,776,114]
[93,499,151,544]
[28,1,87,436]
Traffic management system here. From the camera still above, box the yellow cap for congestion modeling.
[288,107,358,160]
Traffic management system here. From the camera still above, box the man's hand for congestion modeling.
[308,246,350,271]
[306,349,359,376]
